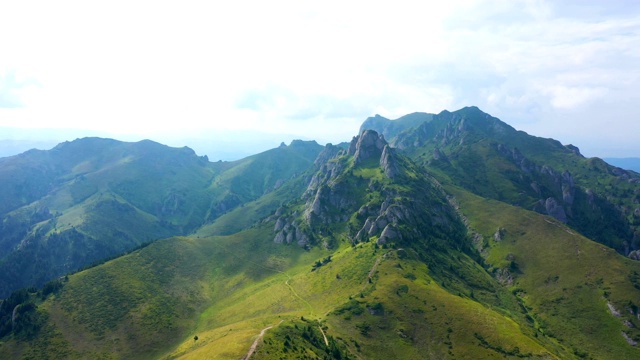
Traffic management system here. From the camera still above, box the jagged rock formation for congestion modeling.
[353,191,410,244]
[493,144,635,252]
[273,130,465,250]
[622,332,638,346]
[313,143,343,166]
[543,197,568,223]
[383,106,640,256]
[303,131,400,227]
[273,214,311,247]
[380,145,399,178]
[347,130,387,165]
[494,143,579,223]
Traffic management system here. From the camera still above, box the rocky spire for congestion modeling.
[348,130,387,165]
[380,145,399,179]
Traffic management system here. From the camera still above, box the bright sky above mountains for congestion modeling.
[1,0,639,157]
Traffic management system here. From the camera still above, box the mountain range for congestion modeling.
[0,106,639,359]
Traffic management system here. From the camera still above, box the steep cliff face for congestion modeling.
[347,130,387,165]
[386,106,640,256]
[492,142,634,252]
[272,130,466,252]
[359,112,433,140]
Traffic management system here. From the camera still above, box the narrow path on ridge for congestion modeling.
[318,326,329,346]
[284,273,315,316]
[543,217,576,235]
[214,244,316,316]
[216,246,317,357]
[242,320,283,360]
[211,241,387,357]
[361,250,392,292]
[323,249,392,317]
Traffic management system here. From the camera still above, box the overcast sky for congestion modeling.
[1,0,639,158]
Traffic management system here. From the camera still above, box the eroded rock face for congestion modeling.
[495,268,514,286]
[348,130,387,165]
[608,302,622,317]
[272,216,311,247]
[380,145,399,179]
[274,217,286,232]
[314,143,342,166]
[303,131,401,227]
[622,332,638,346]
[274,129,464,249]
[561,171,575,205]
[495,143,581,224]
[545,197,568,223]
[303,182,354,226]
[378,224,400,244]
[352,188,456,246]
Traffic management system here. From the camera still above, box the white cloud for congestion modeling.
[1,0,640,157]
[541,85,609,109]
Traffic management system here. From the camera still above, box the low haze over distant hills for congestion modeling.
[0,128,313,161]
[605,158,640,173]
[1,107,640,359]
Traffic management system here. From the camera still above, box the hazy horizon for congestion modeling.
[2,1,640,159]
[0,126,317,161]
[2,106,639,162]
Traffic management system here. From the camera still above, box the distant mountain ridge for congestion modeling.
[363,106,640,256]
[358,112,433,140]
[605,157,640,173]
[0,127,319,161]
[0,139,60,158]
[0,137,322,297]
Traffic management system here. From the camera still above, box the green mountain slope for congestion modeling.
[202,140,323,226]
[0,138,322,298]
[0,138,217,297]
[2,109,640,360]
[4,129,637,359]
[366,107,640,256]
[451,185,640,359]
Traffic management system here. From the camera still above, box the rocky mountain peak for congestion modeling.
[565,144,583,157]
[348,130,387,165]
[313,143,342,166]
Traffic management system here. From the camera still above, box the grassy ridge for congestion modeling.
[326,253,554,359]
[0,224,338,359]
[168,238,373,359]
[451,186,640,359]
[2,122,640,360]
[3,191,640,359]
[390,107,640,254]
[0,138,321,298]
[0,139,219,297]
[203,140,322,224]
